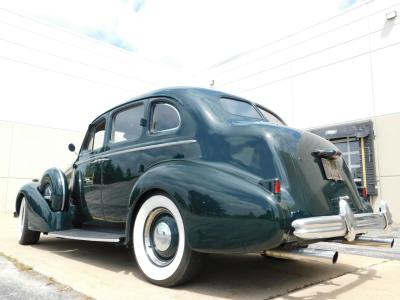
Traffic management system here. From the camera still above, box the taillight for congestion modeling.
[259,178,281,194]
[274,179,281,194]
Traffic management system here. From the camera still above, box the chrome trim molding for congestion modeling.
[292,199,393,241]
[107,139,197,157]
[92,158,111,164]
[150,103,182,134]
[76,139,197,166]
[48,231,121,243]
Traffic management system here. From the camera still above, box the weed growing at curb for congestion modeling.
[0,251,33,271]
[0,251,93,299]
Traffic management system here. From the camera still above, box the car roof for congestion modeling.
[89,87,284,125]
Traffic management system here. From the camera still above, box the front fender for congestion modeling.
[126,160,288,254]
[16,182,72,232]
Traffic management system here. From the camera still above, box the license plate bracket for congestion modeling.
[321,158,342,181]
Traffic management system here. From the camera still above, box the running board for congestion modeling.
[48,229,124,243]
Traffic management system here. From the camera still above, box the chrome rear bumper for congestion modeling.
[292,199,393,241]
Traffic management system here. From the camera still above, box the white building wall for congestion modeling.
[205,0,400,128]
[0,8,188,212]
[204,0,400,219]
[374,113,400,219]
[0,8,188,132]
[0,121,83,213]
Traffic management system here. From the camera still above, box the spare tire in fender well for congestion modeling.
[38,168,69,212]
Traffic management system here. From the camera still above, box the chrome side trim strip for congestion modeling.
[48,229,123,243]
[92,158,111,164]
[48,232,120,243]
[76,139,197,166]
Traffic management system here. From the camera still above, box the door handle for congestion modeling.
[92,157,110,163]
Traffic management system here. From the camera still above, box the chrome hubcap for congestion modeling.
[153,222,172,252]
[143,208,179,267]
[43,184,52,201]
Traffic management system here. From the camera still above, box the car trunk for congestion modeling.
[265,125,371,219]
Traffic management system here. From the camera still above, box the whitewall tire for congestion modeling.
[133,194,201,286]
[17,197,40,245]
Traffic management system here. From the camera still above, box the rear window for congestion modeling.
[220,98,261,119]
[256,106,285,125]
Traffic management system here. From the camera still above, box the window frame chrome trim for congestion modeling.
[150,102,182,134]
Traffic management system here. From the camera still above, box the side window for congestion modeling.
[82,120,106,152]
[151,103,180,133]
[111,104,144,143]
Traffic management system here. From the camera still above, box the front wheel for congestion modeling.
[133,194,201,287]
[17,197,40,245]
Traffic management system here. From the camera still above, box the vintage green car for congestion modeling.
[15,87,393,286]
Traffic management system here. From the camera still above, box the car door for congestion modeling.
[75,117,107,222]
[101,102,146,224]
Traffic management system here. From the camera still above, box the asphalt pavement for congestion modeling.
[1,213,399,300]
[0,255,87,300]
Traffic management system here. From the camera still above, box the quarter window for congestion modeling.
[111,104,144,143]
[151,103,180,133]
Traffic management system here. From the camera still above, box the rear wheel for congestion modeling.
[133,194,201,287]
[17,197,40,245]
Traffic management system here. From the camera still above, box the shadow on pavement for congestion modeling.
[30,235,373,299]
[278,268,379,300]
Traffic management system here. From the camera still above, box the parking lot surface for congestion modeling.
[1,213,399,300]
[0,256,86,300]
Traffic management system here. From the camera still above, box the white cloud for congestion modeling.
[1,0,355,72]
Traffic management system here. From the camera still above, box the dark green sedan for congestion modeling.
[14,87,394,287]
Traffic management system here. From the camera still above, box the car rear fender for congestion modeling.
[125,160,289,254]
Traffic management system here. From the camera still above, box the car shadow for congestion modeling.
[32,236,375,299]
[278,268,379,300]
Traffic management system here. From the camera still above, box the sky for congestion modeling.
[2,0,364,72]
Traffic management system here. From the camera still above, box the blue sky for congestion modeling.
[3,0,364,70]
